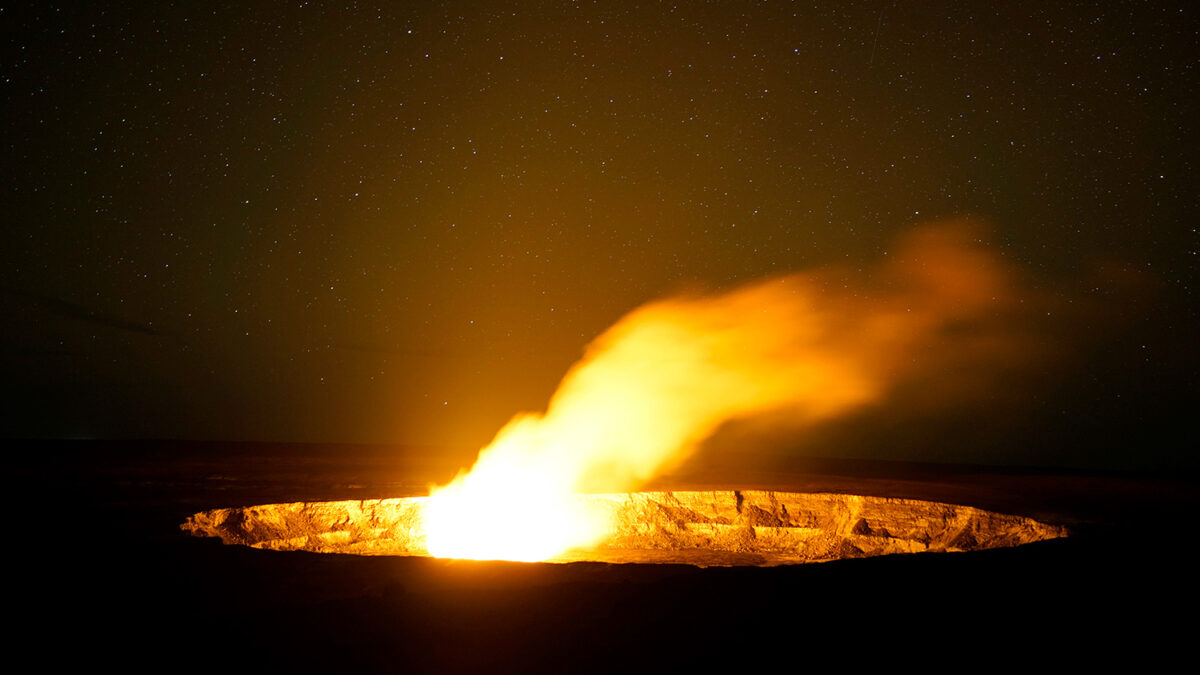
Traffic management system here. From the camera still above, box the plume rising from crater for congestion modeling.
[425,222,1049,562]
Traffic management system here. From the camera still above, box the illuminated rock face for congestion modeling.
[182,491,1067,566]
[185,498,429,557]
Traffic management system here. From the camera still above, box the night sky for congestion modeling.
[2,2,1196,469]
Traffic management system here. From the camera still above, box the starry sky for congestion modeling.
[2,2,1197,469]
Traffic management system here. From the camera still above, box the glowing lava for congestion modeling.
[423,223,1046,562]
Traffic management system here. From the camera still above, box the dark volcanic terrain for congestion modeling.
[10,441,1195,672]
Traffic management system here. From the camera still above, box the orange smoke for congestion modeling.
[424,222,1042,561]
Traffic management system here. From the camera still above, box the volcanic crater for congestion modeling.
[182,490,1066,566]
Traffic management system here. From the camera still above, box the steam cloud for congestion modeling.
[425,221,1054,560]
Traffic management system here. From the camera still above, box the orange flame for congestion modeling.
[424,222,1039,561]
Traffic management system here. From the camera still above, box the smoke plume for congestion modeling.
[424,221,1052,560]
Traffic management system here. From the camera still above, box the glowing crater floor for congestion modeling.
[182,491,1067,566]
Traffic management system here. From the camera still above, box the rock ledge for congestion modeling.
[182,491,1067,566]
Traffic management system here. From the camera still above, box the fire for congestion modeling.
[422,437,608,561]
[424,222,1038,561]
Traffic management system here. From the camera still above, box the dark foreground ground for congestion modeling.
[9,441,1198,672]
